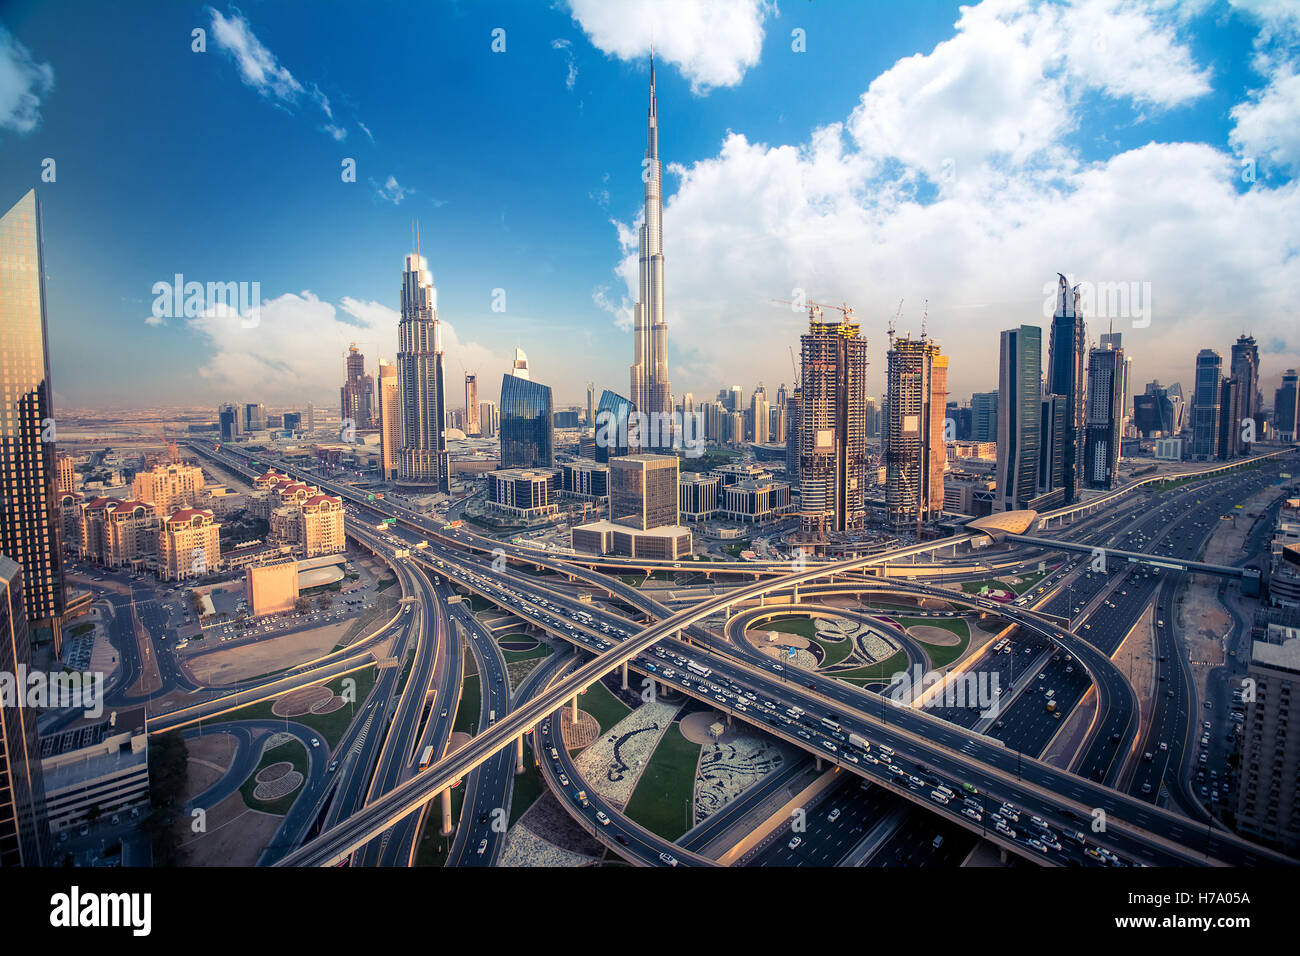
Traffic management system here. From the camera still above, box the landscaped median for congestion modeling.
[623,721,700,841]
[896,616,970,668]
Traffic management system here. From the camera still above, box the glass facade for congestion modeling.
[499,373,554,469]
[593,389,633,463]
[0,190,63,647]
[0,557,49,866]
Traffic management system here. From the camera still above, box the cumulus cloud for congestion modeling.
[373,175,411,205]
[598,0,1299,401]
[0,24,53,135]
[566,0,772,93]
[184,290,510,404]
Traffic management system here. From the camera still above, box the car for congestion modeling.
[1141,782,1152,794]
[658,851,679,867]
[558,773,570,786]
[827,807,841,822]
[788,836,803,850]
[1028,838,1048,853]
[476,839,488,856]
[595,811,611,826]
[311,738,320,748]
[1158,742,1168,752]
[963,807,982,823]
[328,760,338,772]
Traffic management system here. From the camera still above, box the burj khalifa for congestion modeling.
[629,56,671,440]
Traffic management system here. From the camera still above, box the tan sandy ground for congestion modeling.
[1108,605,1157,783]
[183,619,354,685]
[175,790,283,867]
[906,625,962,646]
[679,709,740,744]
[560,709,600,749]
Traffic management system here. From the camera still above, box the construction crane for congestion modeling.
[788,345,799,384]
[887,299,903,344]
[143,422,179,463]
[771,297,857,325]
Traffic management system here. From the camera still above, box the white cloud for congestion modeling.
[0,24,53,135]
[1230,62,1300,175]
[207,8,361,141]
[374,175,411,205]
[600,0,1299,402]
[184,290,510,404]
[552,38,578,91]
[144,314,166,327]
[566,0,772,93]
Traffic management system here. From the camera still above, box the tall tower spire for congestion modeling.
[630,53,670,445]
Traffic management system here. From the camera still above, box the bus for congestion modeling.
[419,745,434,770]
[821,717,843,733]
[686,661,712,678]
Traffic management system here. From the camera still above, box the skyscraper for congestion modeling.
[0,557,49,866]
[0,190,63,652]
[340,344,375,431]
[585,382,596,427]
[785,388,801,483]
[996,325,1042,512]
[218,402,241,441]
[609,454,679,530]
[884,333,947,528]
[500,365,554,469]
[378,359,399,480]
[629,56,671,437]
[1191,349,1222,461]
[1231,333,1261,429]
[593,389,634,464]
[511,348,530,381]
[464,373,480,437]
[798,309,868,538]
[971,391,998,442]
[1084,341,1124,488]
[1047,274,1086,503]
[397,249,449,492]
[1274,369,1299,442]
[750,384,769,444]
[244,402,265,432]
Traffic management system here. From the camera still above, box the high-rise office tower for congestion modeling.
[585,382,596,427]
[464,374,480,437]
[340,344,375,432]
[1232,333,1261,429]
[773,384,789,444]
[378,359,399,480]
[785,388,801,482]
[996,325,1042,512]
[593,389,634,464]
[500,361,554,469]
[798,310,868,538]
[0,557,49,866]
[971,391,998,441]
[1233,622,1300,854]
[750,384,769,444]
[1190,349,1222,460]
[609,454,679,530]
[1274,369,1299,442]
[629,57,671,438]
[1218,376,1242,460]
[1101,331,1131,434]
[0,191,63,652]
[728,386,743,414]
[865,395,880,439]
[884,333,947,528]
[479,400,498,439]
[1047,274,1086,503]
[218,402,241,441]
[1134,381,1178,436]
[306,402,315,434]
[397,249,449,491]
[1084,341,1124,489]
[1039,394,1067,500]
[243,402,265,432]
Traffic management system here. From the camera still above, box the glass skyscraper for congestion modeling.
[397,251,449,491]
[1047,274,1086,503]
[0,557,49,866]
[500,372,554,469]
[997,325,1042,512]
[0,190,63,652]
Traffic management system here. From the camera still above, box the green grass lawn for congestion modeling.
[455,674,482,735]
[575,681,630,738]
[509,742,545,827]
[1005,569,1049,594]
[749,616,817,640]
[238,737,309,816]
[960,578,1007,594]
[68,621,94,638]
[415,782,466,867]
[831,649,908,682]
[619,574,646,587]
[623,723,699,841]
[810,632,856,668]
[898,617,971,668]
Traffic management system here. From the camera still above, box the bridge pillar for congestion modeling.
[999,845,1008,864]
[440,788,453,836]
[815,757,823,771]
[572,696,579,721]
[621,660,629,690]
[516,735,525,775]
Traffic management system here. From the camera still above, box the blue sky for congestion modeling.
[1,0,1297,412]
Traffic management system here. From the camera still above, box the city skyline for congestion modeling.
[0,1,1297,411]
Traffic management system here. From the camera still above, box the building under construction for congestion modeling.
[797,306,868,539]
[884,332,947,529]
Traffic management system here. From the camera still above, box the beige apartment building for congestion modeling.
[158,509,221,580]
[246,558,299,617]
[77,497,158,569]
[131,462,205,516]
